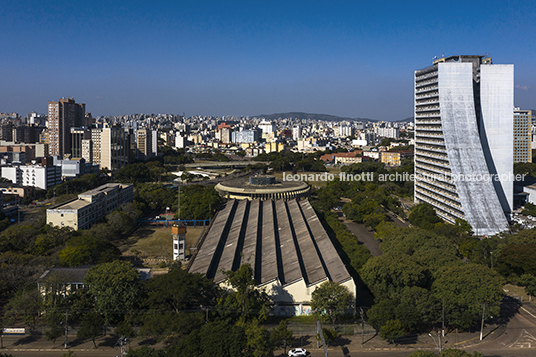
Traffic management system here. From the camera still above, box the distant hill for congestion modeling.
[255,112,374,122]
[394,117,414,123]
[254,112,411,122]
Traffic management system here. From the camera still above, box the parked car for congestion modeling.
[288,348,307,356]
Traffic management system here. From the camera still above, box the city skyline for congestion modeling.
[1,0,535,120]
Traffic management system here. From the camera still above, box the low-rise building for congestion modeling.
[46,183,134,230]
[381,150,414,167]
[320,151,364,165]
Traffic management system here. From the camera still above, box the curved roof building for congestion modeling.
[215,175,310,201]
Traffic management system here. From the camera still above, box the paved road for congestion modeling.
[338,216,382,256]
[466,302,536,357]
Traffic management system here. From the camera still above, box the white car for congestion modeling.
[288,348,307,356]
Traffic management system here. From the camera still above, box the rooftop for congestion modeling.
[188,199,351,287]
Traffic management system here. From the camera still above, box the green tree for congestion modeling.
[243,319,273,357]
[269,320,294,351]
[379,319,405,343]
[44,307,64,346]
[219,264,271,323]
[169,321,246,357]
[432,264,504,330]
[520,274,536,296]
[144,266,217,313]
[77,311,104,348]
[311,281,354,326]
[394,286,440,331]
[4,288,42,331]
[409,203,442,230]
[141,266,217,339]
[496,243,536,278]
[84,261,143,324]
[360,253,428,298]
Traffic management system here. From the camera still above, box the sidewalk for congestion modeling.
[1,334,164,354]
[274,323,505,356]
[1,324,504,355]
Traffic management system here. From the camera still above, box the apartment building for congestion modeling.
[48,98,85,157]
[414,55,512,236]
[514,108,532,163]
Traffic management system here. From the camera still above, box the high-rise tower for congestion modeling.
[48,98,85,157]
[414,55,513,236]
[513,108,532,163]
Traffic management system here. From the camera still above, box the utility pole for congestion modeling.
[64,310,69,349]
[428,332,442,353]
[442,297,445,337]
[480,304,486,340]
[360,307,365,344]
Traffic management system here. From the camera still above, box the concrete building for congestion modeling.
[48,98,86,157]
[338,125,354,138]
[136,129,154,160]
[88,126,131,171]
[232,130,259,144]
[188,199,355,315]
[218,127,232,144]
[414,55,513,236]
[52,157,98,179]
[514,108,532,163]
[70,127,91,159]
[375,126,400,139]
[292,126,302,140]
[258,120,276,135]
[46,183,134,230]
[1,163,61,190]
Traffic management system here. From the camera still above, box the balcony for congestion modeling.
[415,162,451,176]
[415,78,438,88]
[416,91,439,99]
[415,119,441,125]
[416,181,459,201]
[415,126,443,132]
[415,143,446,152]
[416,85,438,94]
[415,150,448,161]
[415,104,440,112]
[415,98,440,106]
[415,132,443,139]
[415,71,438,82]
[415,155,450,168]
[415,138,445,146]
[415,190,464,215]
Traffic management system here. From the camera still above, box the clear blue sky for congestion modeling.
[1,0,534,120]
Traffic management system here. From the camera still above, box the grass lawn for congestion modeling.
[120,225,205,260]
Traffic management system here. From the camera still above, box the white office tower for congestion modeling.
[414,55,513,236]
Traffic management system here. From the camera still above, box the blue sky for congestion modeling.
[1,0,534,120]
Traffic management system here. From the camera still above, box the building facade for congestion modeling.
[136,129,154,160]
[1,163,62,190]
[414,55,513,236]
[48,98,85,157]
[381,150,414,167]
[46,183,134,230]
[514,108,532,163]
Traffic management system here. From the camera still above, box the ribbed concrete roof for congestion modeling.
[188,199,351,287]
